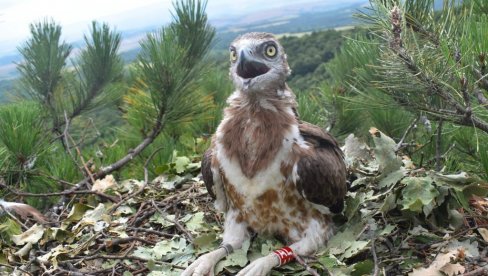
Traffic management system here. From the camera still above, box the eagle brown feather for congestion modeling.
[295,122,347,213]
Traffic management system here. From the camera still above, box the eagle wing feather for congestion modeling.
[295,122,347,213]
[201,148,216,199]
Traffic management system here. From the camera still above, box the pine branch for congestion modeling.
[63,0,214,194]
[473,68,488,110]
[387,7,488,134]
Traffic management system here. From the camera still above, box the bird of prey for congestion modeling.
[182,32,347,276]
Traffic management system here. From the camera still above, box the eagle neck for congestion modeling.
[220,88,298,179]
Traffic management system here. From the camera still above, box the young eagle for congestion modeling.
[182,32,347,276]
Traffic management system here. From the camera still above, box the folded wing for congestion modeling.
[295,122,347,213]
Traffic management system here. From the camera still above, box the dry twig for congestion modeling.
[108,147,165,214]
[294,255,320,276]
[151,199,194,242]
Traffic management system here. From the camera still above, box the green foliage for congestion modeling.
[295,90,328,126]
[70,21,124,118]
[16,19,123,133]
[16,19,72,110]
[1,129,485,275]
[93,0,216,180]
[279,30,350,91]
[0,102,63,208]
[134,21,214,124]
[324,0,488,175]
[0,217,22,244]
[327,129,488,275]
[0,103,49,183]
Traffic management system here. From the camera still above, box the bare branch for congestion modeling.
[67,117,166,193]
[435,119,444,172]
[151,199,194,242]
[0,182,118,202]
[396,116,419,152]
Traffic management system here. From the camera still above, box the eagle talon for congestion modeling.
[236,254,280,276]
[181,248,227,276]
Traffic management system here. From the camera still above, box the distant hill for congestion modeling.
[4,0,452,101]
[213,1,365,50]
[0,1,367,80]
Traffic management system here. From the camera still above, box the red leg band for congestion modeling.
[273,246,295,266]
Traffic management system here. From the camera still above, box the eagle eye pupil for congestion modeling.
[265,45,277,57]
[230,49,237,62]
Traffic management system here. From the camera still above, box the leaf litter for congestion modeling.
[0,129,487,275]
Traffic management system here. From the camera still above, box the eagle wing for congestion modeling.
[201,148,216,199]
[295,122,347,213]
[201,142,227,212]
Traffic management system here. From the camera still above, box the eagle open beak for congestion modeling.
[236,51,270,79]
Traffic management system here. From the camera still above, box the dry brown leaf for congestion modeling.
[478,228,488,242]
[0,200,48,223]
[440,263,465,276]
[409,250,461,276]
[92,174,117,192]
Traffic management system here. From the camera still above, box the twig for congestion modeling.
[127,227,174,238]
[0,263,34,276]
[67,131,95,188]
[62,254,185,270]
[372,238,380,276]
[108,147,165,214]
[461,75,471,118]
[294,255,320,276]
[475,68,488,91]
[0,182,118,203]
[104,236,156,248]
[63,111,83,172]
[151,199,194,242]
[435,119,444,172]
[473,68,488,110]
[461,265,488,276]
[53,265,95,276]
[474,88,488,109]
[395,116,419,152]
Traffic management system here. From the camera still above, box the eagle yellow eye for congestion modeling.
[230,49,237,62]
[265,45,277,57]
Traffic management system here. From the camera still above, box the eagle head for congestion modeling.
[229,32,291,93]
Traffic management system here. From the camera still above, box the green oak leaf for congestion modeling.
[400,177,439,213]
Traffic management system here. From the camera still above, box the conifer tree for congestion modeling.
[17,19,123,134]
[69,0,215,190]
[326,0,488,174]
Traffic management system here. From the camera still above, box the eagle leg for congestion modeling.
[182,209,250,276]
[237,218,332,276]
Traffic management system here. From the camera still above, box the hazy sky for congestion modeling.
[0,0,352,56]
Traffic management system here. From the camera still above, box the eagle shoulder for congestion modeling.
[295,122,347,213]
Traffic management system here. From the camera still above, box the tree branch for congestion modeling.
[67,116,166,193]
[473,69,488,110]
[387,8,488,134]
[0,182,118,202]
[396,116,419,152]
[435,119,443,172]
